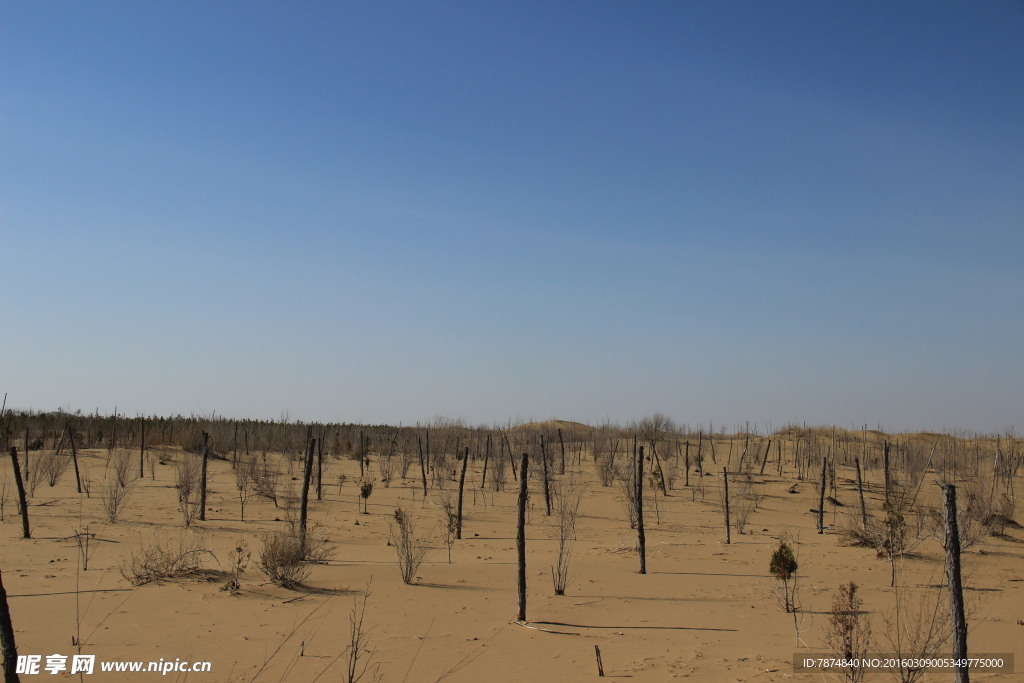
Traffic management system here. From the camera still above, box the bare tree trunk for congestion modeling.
[480,433,490,489]
[8,448,29,539]
[456,446,469,539]
[0,569,20,683]
[540,435,551,516]
[944,485,969,683]
[67,424,82,494]
[316,436,324,501]
[759,439,772,475]
[504,433,516,481]
[557,428,566,475]
[684,441,690,487]
[199,431,209,522]
[883,440,891,506]
[723,467,730,545]
[516,451,529,622]
[417,435,427,496]
[650,442,669,495]
[817,456,828,534]
[299,439,315,552]
[139,418,146,479]
[359,430,364,477]
[637,444,646,574]
[22,427,28,485]
[855,457,868,530]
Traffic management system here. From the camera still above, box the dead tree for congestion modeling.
[0,569,19,683]
[8,448,29,539]
[723,467,731,544]
[316,436,324,501]
[759,439,772,475]
[66,424,82,494]
[139,418,146,479]
[417,434,428,496]
[855,457,868,530]
[516,451,529,622]
[883,440,891,506]
[199,431,209,522]
[817,456,828,534]
[540,434,551,516]
[480,433,491,489]
[299,439,315,552]
[943,485,969,683]
[637,444,646,574]
[456,446,469,539]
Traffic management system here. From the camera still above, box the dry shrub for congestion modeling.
[258,529,309,587]
[825,581,873,682]
[112,448,136,488]
[391,507,429,584]
[101,477,133,523]
[120,531,212,585]
[552,477,583,595]
[257,520,332,588]
[175,453,202,527]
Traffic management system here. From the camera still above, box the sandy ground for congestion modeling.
[1,439,1021,682]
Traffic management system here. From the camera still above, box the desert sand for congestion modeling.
[1,421,1021,681]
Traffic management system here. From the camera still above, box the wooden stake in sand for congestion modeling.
[299,439,315,553]
[0,569,20,683]
[456,446,469,539]
[8,448,29,540]
[855,457,868,531]
[723,467,730,545]
[594,645,605,677]
[817,456,828,534]
[199,432,209,522]
[637,444,646,574]
[943,485,969,683]
[516,451,529,622]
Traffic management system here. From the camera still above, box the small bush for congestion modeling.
[391,507,429,584]
[258,529,310,588]
[120,531,211,586]
[770,535,799,613]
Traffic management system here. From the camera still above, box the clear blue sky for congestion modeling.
[2,1,1022,433]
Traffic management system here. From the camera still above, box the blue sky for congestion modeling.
[2,1,1022,432]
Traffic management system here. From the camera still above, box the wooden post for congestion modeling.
[650,442,669,495]
[316,436,324,501]
[232,421,238,468]
[855,457,868,530]
[723,467,730,544]
[8,448,29,539]
[456,446,469,539]
[594,645,605,677]
[817,456,828,534]
[299,439,315,552]
[684,441,690,487]
[883,440,891,506]
[516,451,529,622]
[0,569,20,683]
[199,432,209,522]
[504,433,516,481]
[637,445,646,573]
[540,434,551,516]
[943,485,969,683]
[139,418,146,479]
[66,425,82,494]
[557,428,566,475]
[480,433,491,489]
[759,439,772,475]
[417,435,428,496]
